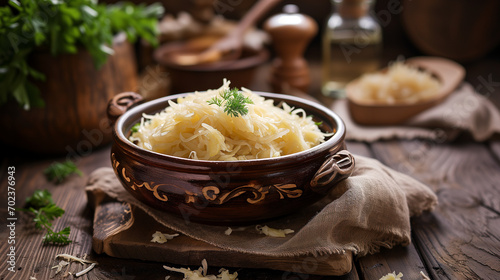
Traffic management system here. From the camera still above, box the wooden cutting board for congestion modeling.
[91,200,353,276]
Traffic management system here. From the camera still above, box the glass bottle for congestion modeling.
[322,0,382,98]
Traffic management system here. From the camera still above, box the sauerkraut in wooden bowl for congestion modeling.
[346,57,465,125]
[108,81,354,225]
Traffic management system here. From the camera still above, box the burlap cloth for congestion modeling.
[332,83,500,142]
[86,154,437,258]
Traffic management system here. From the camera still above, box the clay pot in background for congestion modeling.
[0,34,138,155]
[401,0,500,63]
[154,41,269,93]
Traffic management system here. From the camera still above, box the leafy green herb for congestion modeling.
[25,189,53,209]
[307,115,323,126]
[0,0,164,110]
[21,190,72,245]
[130,122,141,133]
[44,160,82,184]
[208,88,254,117]
[43,226,72,245]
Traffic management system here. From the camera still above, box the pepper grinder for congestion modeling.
[264,4,318,93]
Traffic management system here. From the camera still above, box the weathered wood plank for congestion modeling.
[357,244,429,280]
[488,140,500,163]
[346,141,430,280]
[370,140,500,280]
[0,147,111,280]
[345,141,373,158]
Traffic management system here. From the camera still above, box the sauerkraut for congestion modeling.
[350,61,440,104]
[129,80,330,161]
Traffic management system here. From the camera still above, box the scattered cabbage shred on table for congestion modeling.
[151,231,179,243]
[379,272,403,280]
[378,271,430,280]
[256,225,294,237]
[164,259,238,280]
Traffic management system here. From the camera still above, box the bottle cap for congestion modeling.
[335,0,371,19]
[283,4,299,14]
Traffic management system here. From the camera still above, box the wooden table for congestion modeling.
[2,43,500,280]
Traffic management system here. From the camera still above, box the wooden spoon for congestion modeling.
[172,0,282,66]
[346,56,466,125]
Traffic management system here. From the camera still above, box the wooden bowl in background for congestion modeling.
[108,91,354,225]
[154,40,269,94]
[346,56,465,126]
[401,0,500,63]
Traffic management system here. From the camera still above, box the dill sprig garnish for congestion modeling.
[208,88,254,117]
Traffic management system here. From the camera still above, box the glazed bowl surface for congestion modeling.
[109,92,354,225]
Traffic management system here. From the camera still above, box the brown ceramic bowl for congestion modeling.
[108,91,354,225]
[154,41,269,93]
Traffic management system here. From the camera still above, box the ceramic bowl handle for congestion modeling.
[107,92,143,125]
[310,150,355,194]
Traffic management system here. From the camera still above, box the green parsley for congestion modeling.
[25,189,53,209]
[306,115,323,126]
[44,160,82,184]
[21,190,72,245]
[208,88,254,117]
[130,122,141,133]
[0,0,163,110]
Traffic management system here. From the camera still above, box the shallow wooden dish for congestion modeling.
[346,56,465,126]
[107,91,355,225]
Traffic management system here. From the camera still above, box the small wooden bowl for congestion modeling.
[154,40,269,93]
[107,92,355,225]
[346,56,465,126]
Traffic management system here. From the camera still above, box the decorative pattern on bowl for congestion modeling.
[112,152,304,205]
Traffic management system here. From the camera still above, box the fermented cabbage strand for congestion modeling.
[130,80,329,161]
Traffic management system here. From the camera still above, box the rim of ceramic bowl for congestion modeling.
[114,92,346,166]
[153,42,270,72]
